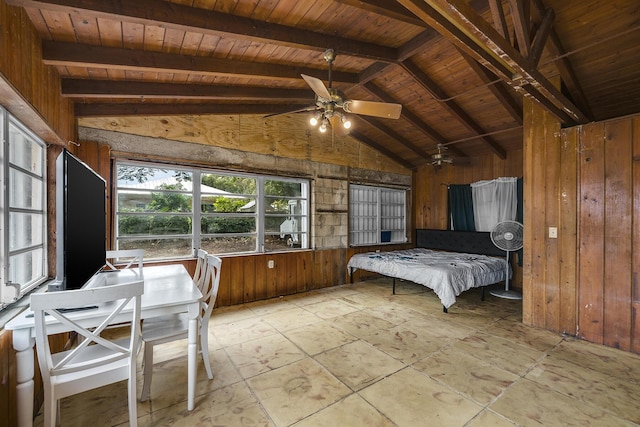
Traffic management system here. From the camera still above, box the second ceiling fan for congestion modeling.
[275,49,403,135]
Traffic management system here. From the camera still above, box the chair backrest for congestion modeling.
[31,280,144,381]
[192,249,208,293]
[105,249,144,274]
[200,255,222,320]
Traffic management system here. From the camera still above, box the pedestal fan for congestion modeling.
[489,220,523,300]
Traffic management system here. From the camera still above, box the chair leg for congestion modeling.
[128,364,138,427]
[200,322,214,379]
[140,342,154,402]
[43,388,56,427]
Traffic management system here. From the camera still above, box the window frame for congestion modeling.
[1,107,49,308]
[349,183,407,246]
[114,160,310,259]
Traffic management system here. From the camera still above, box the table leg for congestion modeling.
[187,317,197,411]
[13,329,36,427]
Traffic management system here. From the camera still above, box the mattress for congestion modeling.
[347,248,508,308]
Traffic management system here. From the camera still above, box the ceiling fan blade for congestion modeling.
[328,115,349,137]
[343,100,402,119]
[301,74,331,100]
[263,105,319,119]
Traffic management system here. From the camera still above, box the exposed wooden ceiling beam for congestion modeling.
[358,62,392,86]
[348,130,416,169]
[61,79,314,101]
[42,41,359,84]
[397,0,589,125]
[508,0,531,57]
[354,115,431,161]
[355,30,504,159]
[7,0,398,62]
[332,0,429,28]
[74,103,311,117]
[529,7,554,68]
[531,0,594,120]
[401,59,507,159]
[397,0,514,77]
[397,29,440,61]
[488,0,510,42]
[355,23,508,159]
[457,49,523,124]
[361,81,467,158]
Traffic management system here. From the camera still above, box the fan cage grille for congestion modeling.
[490,220,524,251]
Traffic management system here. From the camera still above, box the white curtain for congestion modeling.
[470,177,517,231]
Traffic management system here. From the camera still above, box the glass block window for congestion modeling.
[349,184,406,246]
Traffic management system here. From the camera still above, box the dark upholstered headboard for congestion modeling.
[416,229,506,257]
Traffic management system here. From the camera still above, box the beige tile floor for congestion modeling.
[35,278,640,426]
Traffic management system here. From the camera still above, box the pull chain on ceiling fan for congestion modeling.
[266,49,402,135]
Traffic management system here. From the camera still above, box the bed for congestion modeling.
[347,229,509,312]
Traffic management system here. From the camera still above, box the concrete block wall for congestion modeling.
[80,128,412,251]
[312,177,349,249]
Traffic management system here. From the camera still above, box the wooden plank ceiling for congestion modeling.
[7,0,640,169]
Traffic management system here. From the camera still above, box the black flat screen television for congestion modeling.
[49,149,107,291]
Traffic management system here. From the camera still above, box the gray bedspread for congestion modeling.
[347,248,508,308]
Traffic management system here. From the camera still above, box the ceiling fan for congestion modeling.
[267,49,402,135]
[431,144,454,167]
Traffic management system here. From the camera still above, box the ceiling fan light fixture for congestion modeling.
[341,114,352,129]
[310,111,323,126]
[431,143,453,166]
[318,119,328,133]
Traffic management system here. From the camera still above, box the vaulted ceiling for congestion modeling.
[8,0,640,169]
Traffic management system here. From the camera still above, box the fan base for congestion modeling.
[490,289,523,300]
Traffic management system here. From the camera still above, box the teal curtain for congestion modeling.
[448,184,475,231]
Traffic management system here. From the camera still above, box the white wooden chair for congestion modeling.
[140,254,222,401]
[105,249,144,274]
[31,279,144,427]
[192,249,209,291]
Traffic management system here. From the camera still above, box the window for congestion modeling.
[114,161,309,259]
[1,108,48,307]
[349,184,407,246]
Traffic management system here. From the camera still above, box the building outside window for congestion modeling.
[349,184,407,246]
[0,108,48,307]
[114,161,309,259]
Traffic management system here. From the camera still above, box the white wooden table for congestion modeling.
[5,264,202,427]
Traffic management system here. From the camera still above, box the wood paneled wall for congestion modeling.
[414,151,523,230]
[523,98,640,354]
[0,329,16,426]
[154,249,348,307]
[522,95,577,335]
[0,0,75,145]
[575,116,639,351]
[1,2,77,425]
[413,148,524,288]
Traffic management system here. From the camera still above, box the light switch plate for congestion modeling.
[549,227,558,238]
